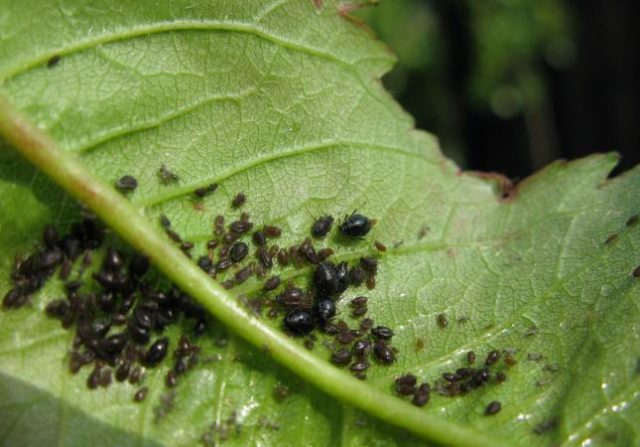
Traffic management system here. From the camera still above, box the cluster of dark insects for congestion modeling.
[10,171,634,430]
[393,348,512,413]
[2,215,210,402]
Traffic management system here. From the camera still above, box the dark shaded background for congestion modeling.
[359,0,640,179]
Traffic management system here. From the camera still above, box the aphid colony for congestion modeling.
[2,215,209,402]
[157,191,391,378]
[393,349,512,412]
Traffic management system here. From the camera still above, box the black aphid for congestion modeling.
[349,360,370,372]
[284,310,314,335]
[194,183,217,198]
[229,242,249,263]
[145,337,169,365]
[315,298,336,323]
[373,341,395,364]
[115,175,138,192]
[496,372,507,383]
[412,384,430,407]
[197,256,213,272]
[253,231,266,246]
[331,348,352,365]
[395,374,417,386]
[436,313,448,329]
[339,213,372,238]
[115,361,130,382]
[129,254,150,277]
[351,339,371,356]
[349,266,365,286]
[397,383,416,396]
[230,220,252,235]
[485,350,500,366]
[633,266,640,278]
[232,193,246,208]
[103,248,124,271]
[371,326,394,340]
[311,215,334,238]
[314,262,338,295]
[442,372,459,382]
[334,262,349,294]
[87,364,102,389]
[45,299,69,319]
[134,387,149,402]
[485,401,502,415]
[43,225,59,249]
[257,247,273,269]
[626,214,639,227]
[47,54,61,68]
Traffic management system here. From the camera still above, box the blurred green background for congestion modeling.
[357,0,640,178]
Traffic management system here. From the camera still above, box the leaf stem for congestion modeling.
[0,97,512,447]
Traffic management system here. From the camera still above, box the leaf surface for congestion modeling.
[1,1,639,447]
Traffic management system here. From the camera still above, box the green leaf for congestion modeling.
[1,1,639,447]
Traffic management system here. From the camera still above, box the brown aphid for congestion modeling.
[467,351,476,364]
[166,370,178,388]
[158,164,179,184]
[485,401,502,415]
[87,364,102,389]
[317,248,334,262]
[180,241,194,251]
[222,279,235,289]
[632,266,640,278]
[99,368,112,387]
[165,229,182,243]
[231,193,246,208]
[263,225,282,238]
[504,353,517,367]
[273,383,289,401]
[214,215,225,235]
[360,318,374,331]
[415,338,425,352]
[496,372,507,383]
[436,313,448,329]
[626,214,639,227]
[276,250,290,266]
[365,276,376,290]
[352,306,368,317]
[485,350,500,366]
[374,241,387,252]
[350,296,368,307]
[605,234,618,245]
[134,387,149,402]
[128,367,143,385]
[263,276,280,291]
[235,266,253,284]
